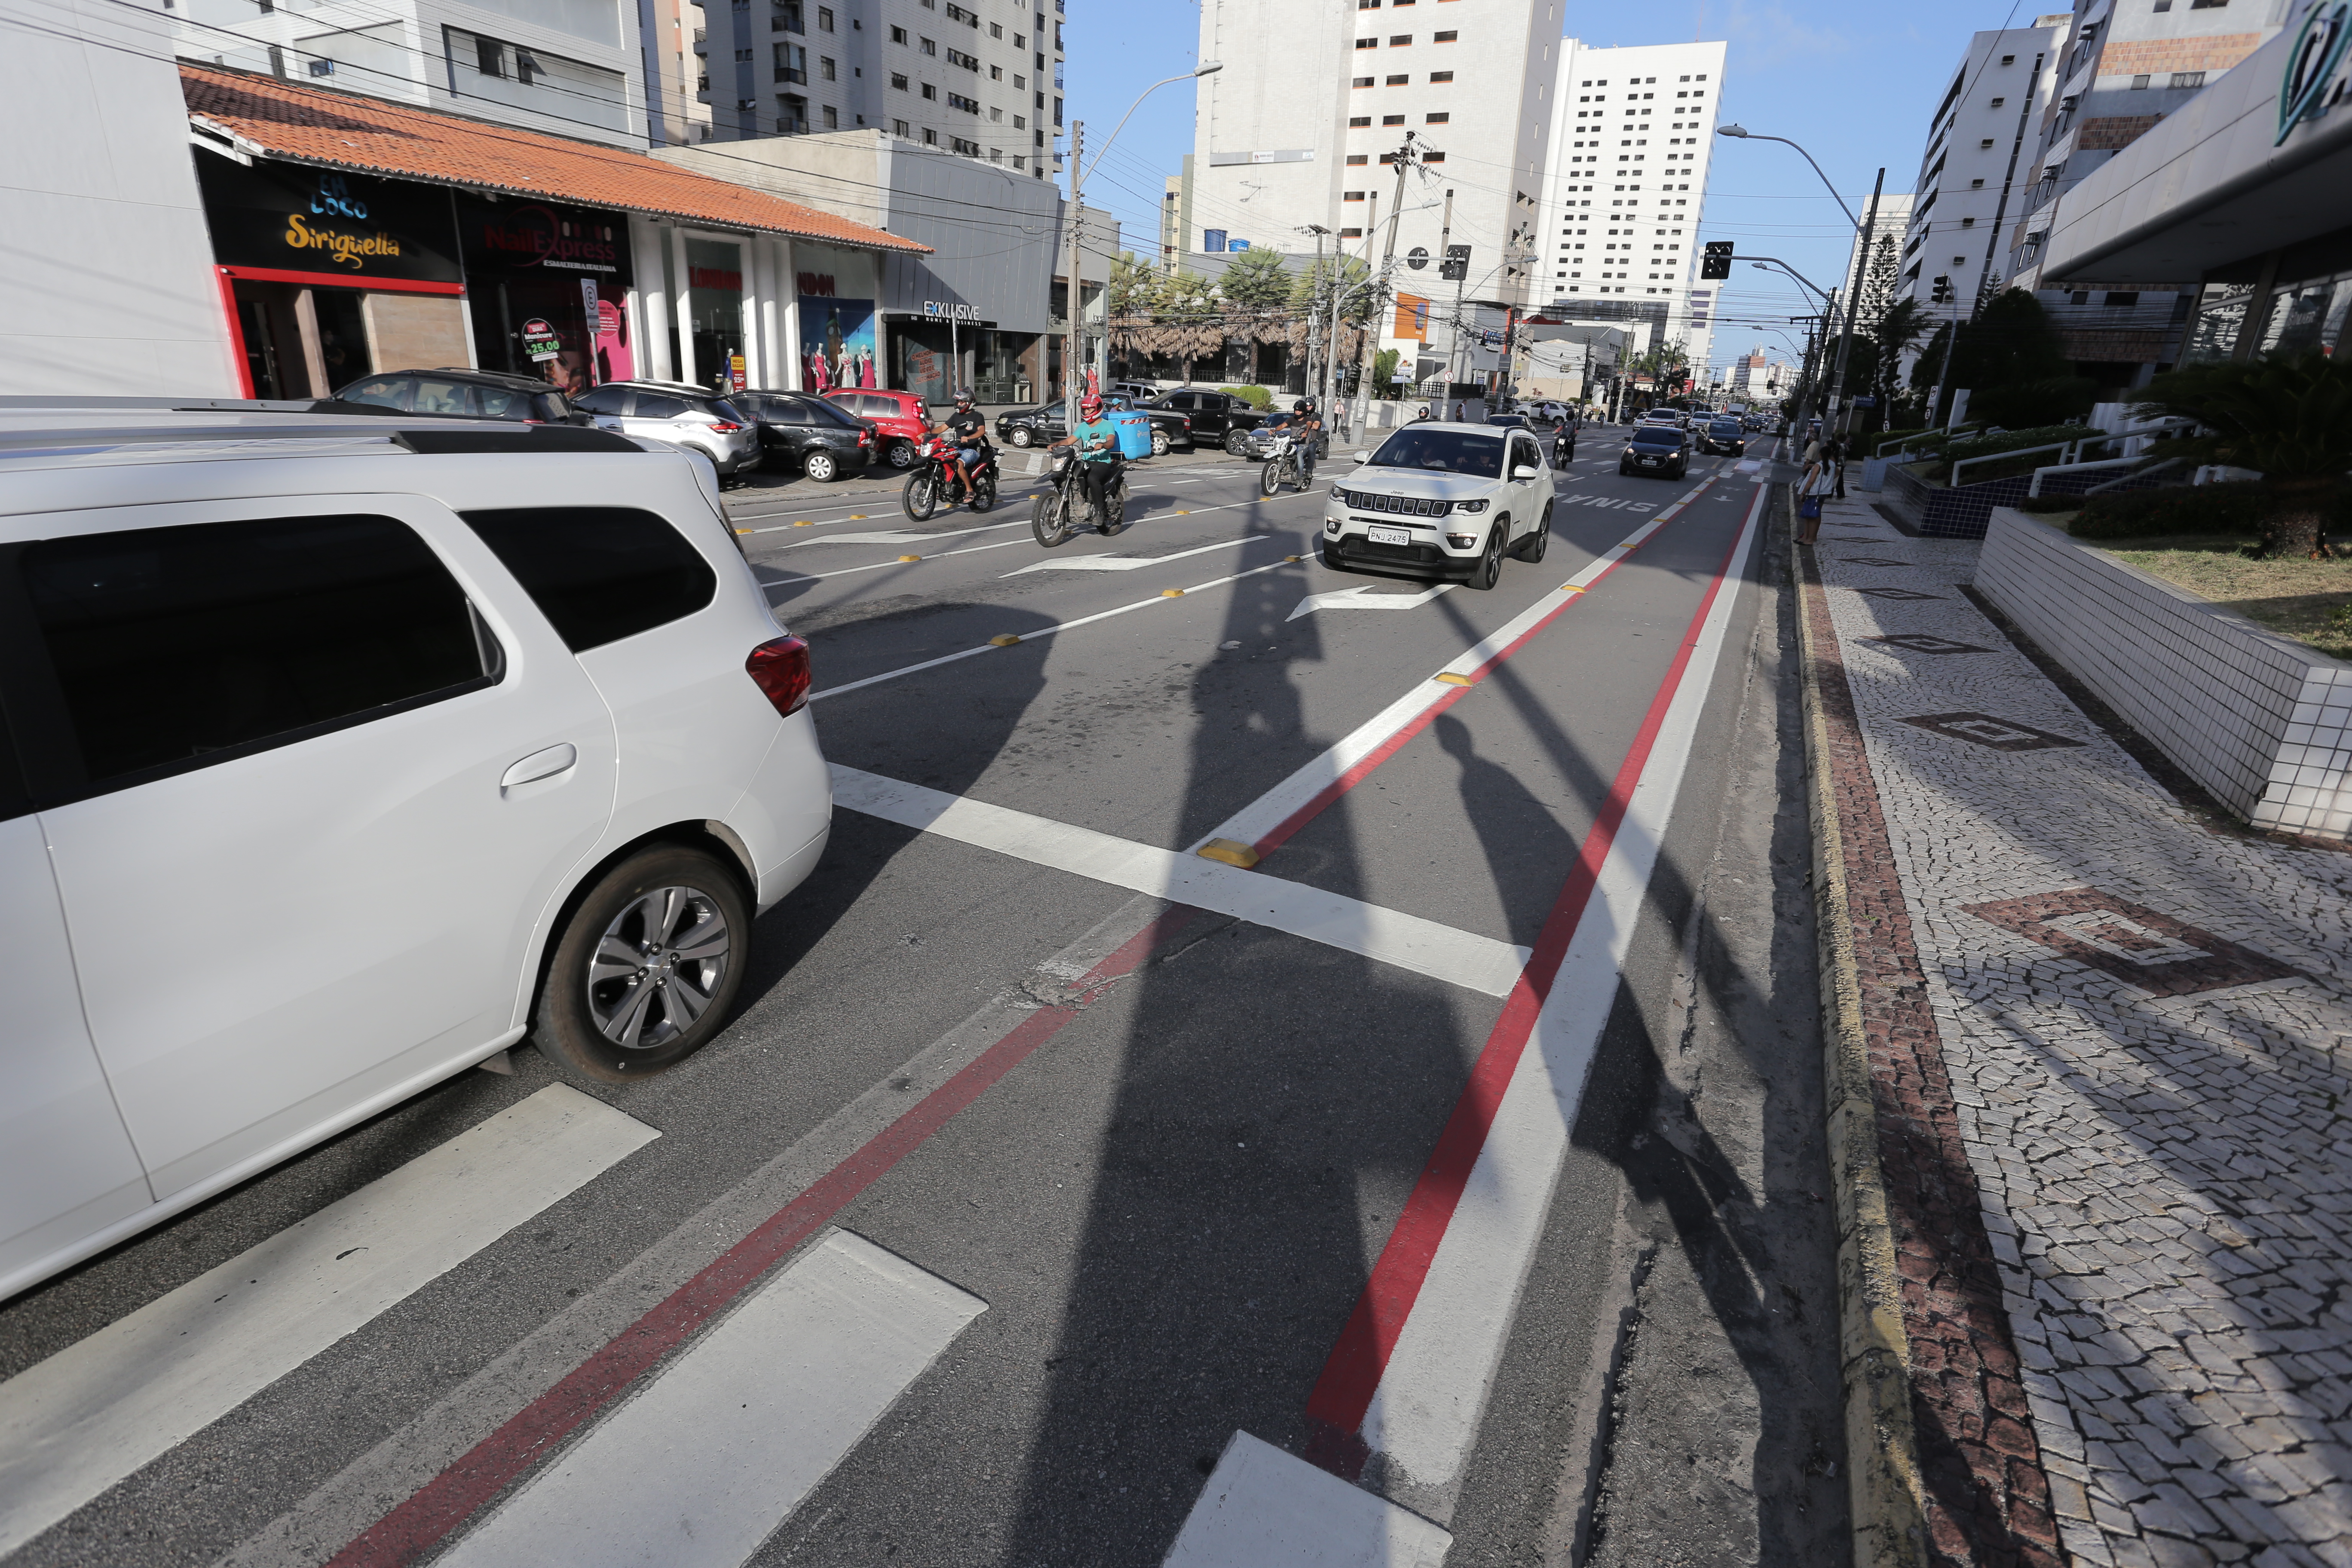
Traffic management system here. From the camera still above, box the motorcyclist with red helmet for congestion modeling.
[1047,391,1122,527]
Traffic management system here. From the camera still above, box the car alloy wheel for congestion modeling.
[1224,431,1249,456]
[887,440,916,469]
[1011,427,1034,447]
[805,450,839,482]
[1150,429,1170,457]
[586,886,731,1050]
[1469,525,1505,591]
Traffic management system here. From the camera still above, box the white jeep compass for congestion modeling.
[0,406,830,1301]
[1321,421,1556,589]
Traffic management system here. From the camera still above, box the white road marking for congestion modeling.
[0,1087,656,1557]
[1162,1431,1449,1567]
[808,553,1308,701]
[1004,536,1261,576]
[436,1231,983,1568]
[1203,476,1714,851]
[1354,484,1765,1519]
[1285,583,1455,622]
[830,766,1530,997]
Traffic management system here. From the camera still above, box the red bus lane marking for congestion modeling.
[323,909,1191,1568]
[1303,489,1760,1468]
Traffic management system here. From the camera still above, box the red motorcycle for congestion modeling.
[900,436,998,521]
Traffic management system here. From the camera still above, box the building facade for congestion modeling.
[171,0,649,148]
[1536,39,1730,380]
[689,0,1062,178]
[641,0,715,144]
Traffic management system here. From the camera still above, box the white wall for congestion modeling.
[0,0,238,396]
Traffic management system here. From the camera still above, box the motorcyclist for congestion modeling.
[1553,407,1579,467]
[1047,392,1122,528]
[1264,397,1323,484]
[927,388,992,501]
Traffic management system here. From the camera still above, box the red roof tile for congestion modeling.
[182,64,928,255]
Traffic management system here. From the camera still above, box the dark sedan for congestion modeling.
[1696,418,1746,456]
[1620,423,1690,479]
[738,390,877,481]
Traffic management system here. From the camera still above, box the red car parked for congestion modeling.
[822,389,933,470]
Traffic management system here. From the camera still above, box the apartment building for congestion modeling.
[1188,0,1568,383]
[171,0,649,149]
[690,0,1061,178]
[1890,17,2070,342]
[644,0,715,144]
[1535,38,1730,377]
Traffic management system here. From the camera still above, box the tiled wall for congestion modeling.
[1975,509,2352,841]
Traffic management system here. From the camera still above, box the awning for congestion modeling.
[182,64,929,257]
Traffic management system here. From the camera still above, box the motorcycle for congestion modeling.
[1030,447,1127,548]
[900,436,997,521]
[1258,432,1307,497]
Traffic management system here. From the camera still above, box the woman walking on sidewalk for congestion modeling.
[1795,446,1835,545]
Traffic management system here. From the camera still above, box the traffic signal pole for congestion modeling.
[1819,166,1885,438]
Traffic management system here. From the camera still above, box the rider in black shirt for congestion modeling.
[930,389,991,498]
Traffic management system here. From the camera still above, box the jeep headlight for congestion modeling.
[1452,498,1489,514]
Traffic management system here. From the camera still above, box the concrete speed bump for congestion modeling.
[1194,839,1261,869]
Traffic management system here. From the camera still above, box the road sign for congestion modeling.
[1407,247,1429,270]
[1700,241,1733,280]
[1439,244,1471,281]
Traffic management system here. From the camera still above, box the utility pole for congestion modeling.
[1820,165,1883,438]
[1436,187,1462,399]
[1063,119,1086,431]
[1351,132,1417,436]
[1298,224,1329,401]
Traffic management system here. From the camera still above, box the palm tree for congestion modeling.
[1868,298,1930,428]
[2131,351,2352,559]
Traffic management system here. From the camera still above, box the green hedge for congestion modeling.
[1223,384,1273,409]
[2060,481,2352,540]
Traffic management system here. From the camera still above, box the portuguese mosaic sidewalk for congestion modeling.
[1796,491,2352,1568]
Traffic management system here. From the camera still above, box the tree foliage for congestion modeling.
[1217,247,1293,309]
[2130,350,2352,557]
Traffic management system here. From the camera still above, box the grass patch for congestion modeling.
[2097,534,2352,662]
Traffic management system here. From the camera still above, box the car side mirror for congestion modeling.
[1511,465,1539,481]
[1354,450,1372,464]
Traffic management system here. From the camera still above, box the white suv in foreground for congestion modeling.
[0,406,830,1301]
[1321,421,1557,589]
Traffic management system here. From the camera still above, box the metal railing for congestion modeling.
[1951,440,2075,488]
[1875,420,1978,459]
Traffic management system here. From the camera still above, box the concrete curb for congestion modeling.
[1786,485,1931,1568]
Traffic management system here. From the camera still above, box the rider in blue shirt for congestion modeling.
[1049,393,1122,528]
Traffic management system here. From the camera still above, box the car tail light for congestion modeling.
[745,636,812,716]
[709,421,745,433]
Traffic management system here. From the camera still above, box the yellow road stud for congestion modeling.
[1195,838,1262,869]
[989,634,1023,646]
[1285,554,1302,563]
[898,554,922,562]
[1161,588,1185,598]
[1435,672,1474,686]
[849,514,867,519]
[793,520,815,527]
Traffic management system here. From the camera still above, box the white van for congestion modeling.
[0,407,831,1301]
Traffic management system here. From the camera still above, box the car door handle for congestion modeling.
[501,743,577,792]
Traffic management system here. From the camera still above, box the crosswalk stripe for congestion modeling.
[436,1231,983,1568]
[0,1086,655,1557]
[1163,1431,1449,1566]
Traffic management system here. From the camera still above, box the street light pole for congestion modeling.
[1349,132,1418,436]
[1823,168,1885,436]
[1064,61,1222,430]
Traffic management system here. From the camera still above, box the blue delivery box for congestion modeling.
[1109,408,1154,459]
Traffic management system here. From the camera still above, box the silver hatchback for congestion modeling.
[574,381,763,480]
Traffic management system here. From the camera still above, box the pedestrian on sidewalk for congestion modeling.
[1795,445,1834,544]
[1828,433,1849,499]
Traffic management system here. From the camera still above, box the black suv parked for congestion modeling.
[322,368,579,424]
[1143,388,1267,454]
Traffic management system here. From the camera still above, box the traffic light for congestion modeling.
[1700,241,1733,280]
[1440,244,1472,281]
[1931,275,1954,303]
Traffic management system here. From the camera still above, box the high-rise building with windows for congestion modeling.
[690,0,1061,177]
[1188,0,1568,389]
[1535,39,1728,383]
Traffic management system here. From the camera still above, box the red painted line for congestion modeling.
[1303,485,1761,1451]
[1251,479,1714,858]
[324,908,1190,1568]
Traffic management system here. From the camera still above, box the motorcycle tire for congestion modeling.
[1097,485,1127,536]
[902,470,937,522]
[1031,489,1073,548]
[971,472,996,514]
[1259,459,1284,498]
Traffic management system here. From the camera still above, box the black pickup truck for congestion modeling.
[1142,388,1270,454]
[995,395,1192,455]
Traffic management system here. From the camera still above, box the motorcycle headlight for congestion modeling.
[1452,498,1489,514]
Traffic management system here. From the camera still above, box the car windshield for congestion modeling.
[1483,415,1525,427]
[1710,420,1741,433]
[1629,429,1681,447]
[1368,428,1504,477]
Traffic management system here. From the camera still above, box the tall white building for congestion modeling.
[1891,18,2070,336]
[1189,0,1571,385]
[1536,39,1729,380]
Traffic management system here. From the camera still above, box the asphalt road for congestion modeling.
[0,429,1846,1567]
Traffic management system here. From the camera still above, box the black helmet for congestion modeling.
[953,388,974,405]
[1298,397,1317,411]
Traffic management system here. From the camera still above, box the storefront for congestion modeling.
[885,303,1038,404]
[456,195,635,395]
[195,153,466,400]
[792,242,883,395]
[2037,4,2352,364]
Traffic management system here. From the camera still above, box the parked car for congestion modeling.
[998,396,1188,456]
[1621,421,1691,478]
[1320,422,1555,589]
[0,405,831,1303]
[1107,380,1160,401]
[1696,416,1746,457]
[1483,411,1545,433]
[1143,388,1267,454]
[823,389,931,469]
[738,389,876,481]
[572,380,762,482]
[325,367,580,425]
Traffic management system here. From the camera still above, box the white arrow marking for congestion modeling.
[1286,583,1456,622]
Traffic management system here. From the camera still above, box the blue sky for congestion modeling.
[1067,0,2047,370]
